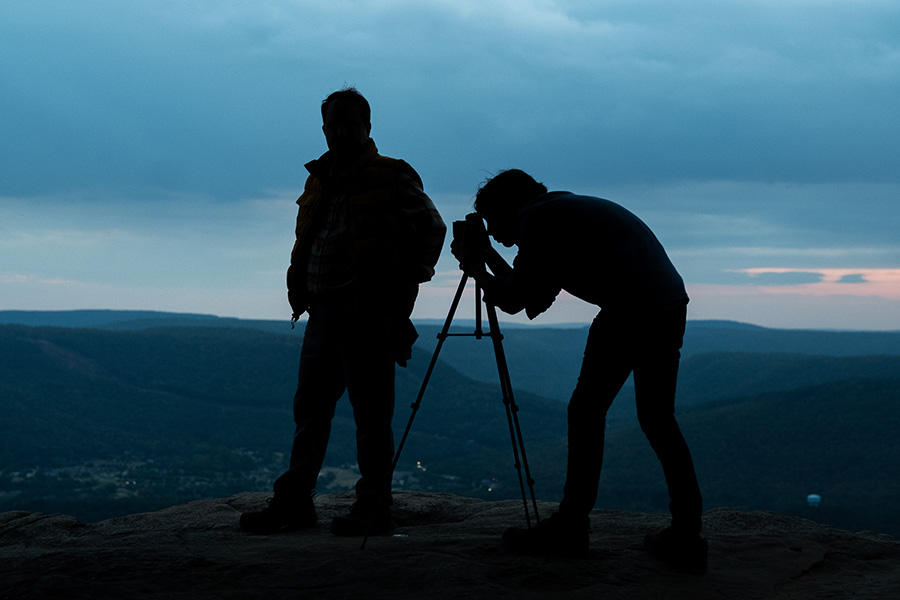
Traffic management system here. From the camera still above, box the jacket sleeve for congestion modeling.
[482,258,561,319]
[286,175,322,318]
[395,164,447,283]
[482,216,561,319]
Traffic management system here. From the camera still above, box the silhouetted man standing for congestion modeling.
[453,169,705,573]
[241,88,446,536]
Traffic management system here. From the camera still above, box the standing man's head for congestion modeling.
[321,88,372,162]
[474,169,548,247]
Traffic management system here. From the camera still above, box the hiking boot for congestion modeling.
[330,501,395,537]
[239,496,317,534]
[643,526,708,574]
[502,512,590,558]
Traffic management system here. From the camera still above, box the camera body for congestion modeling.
[452,212,489,269]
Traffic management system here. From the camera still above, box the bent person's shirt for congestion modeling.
[486,191,688,318]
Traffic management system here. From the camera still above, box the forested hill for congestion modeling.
[4,309,900,405]
[1,313,899,537]
[0,322,568,521]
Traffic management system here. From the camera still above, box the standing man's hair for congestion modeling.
[321,87,371,125]
[474,169,548,216]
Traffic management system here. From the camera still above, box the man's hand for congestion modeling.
[485,246,512,278]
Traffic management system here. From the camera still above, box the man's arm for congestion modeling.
[458,241,560,319]
[485,246,512,279]
[451,245,550,317]
[482,260,559,318]
[397,169,446,283]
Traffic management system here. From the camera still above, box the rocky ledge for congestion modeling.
[2,491,898,599]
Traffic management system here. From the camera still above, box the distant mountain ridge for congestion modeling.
[0,309,295,335]
[4,310,899,406]
[1,309,761,330]
[2,311,899,536]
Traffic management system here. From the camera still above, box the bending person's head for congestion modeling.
[474,169,547,247]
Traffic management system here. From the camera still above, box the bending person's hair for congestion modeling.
[474,169,548,217]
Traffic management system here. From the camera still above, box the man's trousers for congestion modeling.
[273,294,396,507]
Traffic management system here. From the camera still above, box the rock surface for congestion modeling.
[2,491,899,599]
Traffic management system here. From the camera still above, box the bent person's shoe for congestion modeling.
[502,512,590,558]
[239,497,317,534]
[643,526,708,574]
[330,501,395,537]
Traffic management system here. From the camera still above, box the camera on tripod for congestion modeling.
[452,212,490,270]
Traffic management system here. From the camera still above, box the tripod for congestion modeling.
[362,272,540,548]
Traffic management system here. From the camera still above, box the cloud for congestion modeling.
[3,1,900,200]
[727,268,900,299]
[2,2,899,329]
[0,191,297,289]
[686,283,900,331]
[1,274,84,287]
[732,270,825,286]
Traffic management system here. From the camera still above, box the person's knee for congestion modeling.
[638,411,678,440]
[567,397,608,430]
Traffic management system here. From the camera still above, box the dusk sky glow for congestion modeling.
[2,1,899,330]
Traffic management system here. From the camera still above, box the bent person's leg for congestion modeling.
[504,312,631,557]
[633,305,702,534]
[633,304,706,573]
[558,311,633,520]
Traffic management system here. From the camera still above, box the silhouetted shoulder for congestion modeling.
[370,155,424,190]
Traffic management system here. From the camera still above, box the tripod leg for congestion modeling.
[361,273,469,550]
[392,273,468,469]
[485,303,541,527]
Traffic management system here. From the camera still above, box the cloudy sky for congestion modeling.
[2,1,899,330]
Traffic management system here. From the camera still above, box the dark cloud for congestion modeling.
[838,273,867,284]
[3,2,899,200]
[717,270,824,287]
[749,271,825,286]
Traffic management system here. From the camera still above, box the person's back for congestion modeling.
[511,191,688,312]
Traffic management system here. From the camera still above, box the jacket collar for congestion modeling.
[304,138,378,178]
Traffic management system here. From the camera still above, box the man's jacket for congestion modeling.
[287,139,446,320]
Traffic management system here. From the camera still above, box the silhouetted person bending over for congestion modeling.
[241,88,446,536]
[453,169,706,573]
